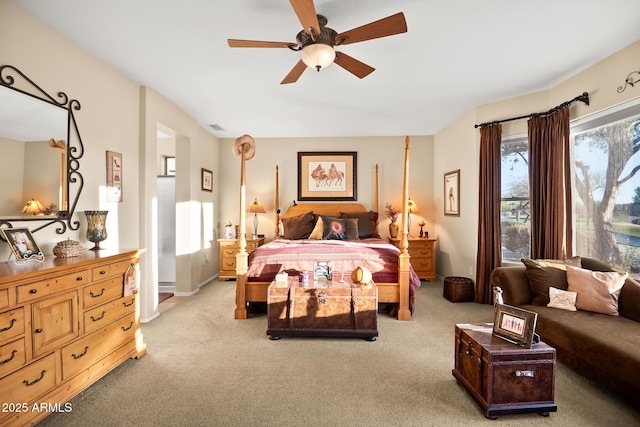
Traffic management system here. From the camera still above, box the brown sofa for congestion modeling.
[491,257,640,403]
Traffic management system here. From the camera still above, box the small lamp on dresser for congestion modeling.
[407,198,419,236]
[249,198,266,238]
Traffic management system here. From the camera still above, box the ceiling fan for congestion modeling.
[227,0,407,84]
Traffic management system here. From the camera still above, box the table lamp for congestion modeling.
[22,199,45,215]
[407,198,419,236]
[249,198,266,238]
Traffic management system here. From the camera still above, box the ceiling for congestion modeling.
[11,0,640,139]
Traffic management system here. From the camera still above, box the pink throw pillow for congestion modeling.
[566,265,627,316]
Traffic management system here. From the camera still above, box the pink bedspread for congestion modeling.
[247,237,421,311]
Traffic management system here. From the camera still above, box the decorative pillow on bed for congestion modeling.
[320,215,347,240]
[308,216,324,240]
[547,287,577,311]
[522,256,581,306]
[566,265,627,316]
[345,218,359,241]
[281,211,316,240]
[339,211,379,238]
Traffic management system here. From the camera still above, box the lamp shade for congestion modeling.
[301,43,335,71]
[408,199,420,214]
[249,198,266,214]
[22,199,45,215]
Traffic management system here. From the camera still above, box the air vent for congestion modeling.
[209,124,224,131]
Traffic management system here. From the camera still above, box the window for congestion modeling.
[501,136,530,260]
[499,101,640,280]
[572,105,640,277]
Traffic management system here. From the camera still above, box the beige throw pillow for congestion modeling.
[566,265,628,316]
[547,287,577,311]
[308,216,323,240]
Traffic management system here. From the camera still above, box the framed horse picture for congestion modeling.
[298,152,357,201]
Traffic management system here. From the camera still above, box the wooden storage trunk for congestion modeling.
[443,276,475,302]
[267,277,378,340]
[452,323,557,419]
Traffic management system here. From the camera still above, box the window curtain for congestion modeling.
[527,107,573,259]
[475,123,502,304]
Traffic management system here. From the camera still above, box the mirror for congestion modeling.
[0,85,67,216]
[0,65,84,234]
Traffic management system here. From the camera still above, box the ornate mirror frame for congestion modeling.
[0,64,84,235]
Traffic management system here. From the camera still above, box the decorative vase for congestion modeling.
[84,210,108,250]
[389,222,399,238]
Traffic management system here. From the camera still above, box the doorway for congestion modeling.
[157,129,176,301]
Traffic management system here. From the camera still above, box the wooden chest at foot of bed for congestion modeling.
[452,323,557,419]
[267,277,378,340]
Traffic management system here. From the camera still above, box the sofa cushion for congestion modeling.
[522,257,582,306]
[566,265,627,316]
[619,278,640,322]
[547,287,577,311]
[523,304,640,399]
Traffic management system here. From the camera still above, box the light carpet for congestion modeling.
[38,280,638,427]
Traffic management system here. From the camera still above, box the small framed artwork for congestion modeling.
[493,304,538,348]
[165,156,176,176]
[1,227,43,261]
[444,169,460,216]
[201,168,213,192]
[313,261,333,280]
[106,151,123,202]
[298,151,357,201]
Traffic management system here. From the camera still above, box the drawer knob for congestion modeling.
[0,318,17,333]
[23,370,46,386]
[72,346,90,360]
[0,349,17,366]
[76,276,84,281]
[100,270,106,275]
[121,322,134,331]
[34,328,43,334]
[90,311,106,322]
[29,289,38,294]
[90,288,106,298]
[123,299,135,308]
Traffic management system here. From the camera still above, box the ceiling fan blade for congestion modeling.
[281,60,307,84]
[289,0,320,34]
[335,12,407,46]
[228,39,293,48]
[334,52,375,79]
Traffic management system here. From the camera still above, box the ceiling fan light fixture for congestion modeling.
[301,43,335,72]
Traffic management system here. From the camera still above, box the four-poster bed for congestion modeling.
[234,136,417,321]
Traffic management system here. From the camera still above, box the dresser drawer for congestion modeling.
[0,338,27,378]
[17,270,90,303]
[411,257,433,271]
[83,277,124,309]
[0,353,57,404]
[92,260,135,281]
[221,246,239,256]
[409,246,432,258]
[221,256,237,271]
[0,307,25,344]
[62,312,137,381]
[84,295,136,334]
[0,289,8,310]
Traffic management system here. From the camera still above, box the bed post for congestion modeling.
[275,165,280,237]
[397,136,412,320]
[375,163,379,213]
[233,135,255,319]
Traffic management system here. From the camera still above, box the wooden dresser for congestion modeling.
[217,237,265,280]
[388,237,437,281]
[0,249,146,427]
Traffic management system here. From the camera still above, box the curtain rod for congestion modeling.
[474,92,590,129]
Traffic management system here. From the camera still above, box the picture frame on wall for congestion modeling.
[493,304,538,348]
[106,151,123,202]
[1,227,43,261]
[298,151,357,201]
[444,169,460,216]
[165,156,176,176]
[201,168,213,192]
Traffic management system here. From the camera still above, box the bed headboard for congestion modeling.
[280,203,368,219]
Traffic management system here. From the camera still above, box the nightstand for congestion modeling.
[387,237,436,281]
[217,237,265,281]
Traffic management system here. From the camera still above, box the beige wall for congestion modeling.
[434,39,640,280]
[218,136,435,242]
[0,3,219,322]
